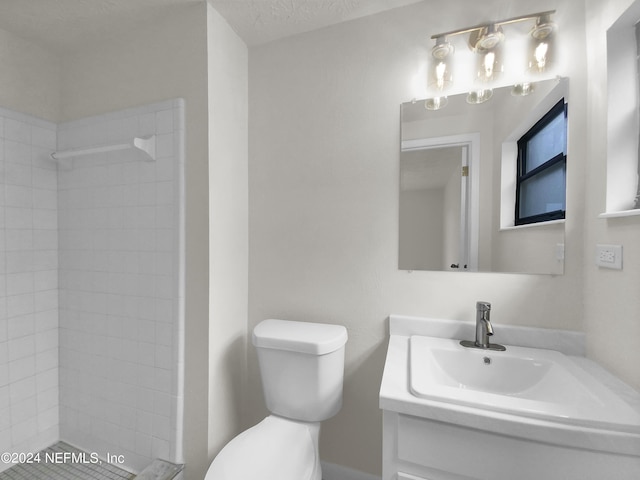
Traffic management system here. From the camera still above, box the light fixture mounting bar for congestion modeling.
[430,10,556,40]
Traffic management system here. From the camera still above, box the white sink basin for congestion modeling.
[409,335,640,430]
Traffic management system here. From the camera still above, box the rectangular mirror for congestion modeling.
[399,78,567,274]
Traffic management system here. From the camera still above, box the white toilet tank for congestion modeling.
[252,319,348,422]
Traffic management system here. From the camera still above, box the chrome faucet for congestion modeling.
[460,301,506,351]
[475,301,493,348]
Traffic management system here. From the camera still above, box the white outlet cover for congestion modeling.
[595,244,623,269]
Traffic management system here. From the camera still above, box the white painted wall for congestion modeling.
[249,0,587,475]
[0,28,61,122]
[584,0,640,390]
[206,1,249,461]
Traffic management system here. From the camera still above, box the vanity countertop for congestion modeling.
[380,315,640,456]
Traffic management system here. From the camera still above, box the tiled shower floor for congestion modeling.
[0,442,135,480]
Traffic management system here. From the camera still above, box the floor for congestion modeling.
[0,442,135,480]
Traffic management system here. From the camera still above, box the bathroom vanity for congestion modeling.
[380,315,640,480]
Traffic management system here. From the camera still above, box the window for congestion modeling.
[605,0,640,214]
[515,98,567,225]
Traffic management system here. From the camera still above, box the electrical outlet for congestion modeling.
[596,244,623,269]
[599,249,615,263]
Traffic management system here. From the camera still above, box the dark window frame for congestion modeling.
[515,98,567,226]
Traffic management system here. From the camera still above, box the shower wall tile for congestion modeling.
[0,100,184,475]
[57,99,184,473]
[0,107,59,470]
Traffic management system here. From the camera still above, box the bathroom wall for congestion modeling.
[584,0,640,390]
[0,27,61,122]
[206,3,249,459]
[58,5,212,478]
[57,99,185,473]
[0,107,59,469]
[248,0,588,475]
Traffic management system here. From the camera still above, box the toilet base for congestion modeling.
[205,416,323,480]
[304,420,322,480]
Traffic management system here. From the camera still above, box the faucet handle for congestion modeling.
[476,301,491,311]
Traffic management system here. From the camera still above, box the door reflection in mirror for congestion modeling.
[399,136,478,271]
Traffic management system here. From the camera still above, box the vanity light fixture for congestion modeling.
[424,10,556,109]
[511,82,535,96]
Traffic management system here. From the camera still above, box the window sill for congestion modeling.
[500,219,565,231]
[598,209,640,219]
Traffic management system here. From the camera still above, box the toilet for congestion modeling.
[204,319,348,480]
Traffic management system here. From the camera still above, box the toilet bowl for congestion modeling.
[204,416,321,480]
[204,319,348,480]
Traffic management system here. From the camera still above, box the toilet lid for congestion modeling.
[204,416,317,480]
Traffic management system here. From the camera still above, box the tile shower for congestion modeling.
[0,100,185,475]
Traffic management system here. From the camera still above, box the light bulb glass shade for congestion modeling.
[425,96,448,110]
[428,36,454,92]
[467,89,493,104]
[428,58,453,91]
[476,45,503,83]
[528,24,555,74]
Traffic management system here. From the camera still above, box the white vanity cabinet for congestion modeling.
[382,409,640,480]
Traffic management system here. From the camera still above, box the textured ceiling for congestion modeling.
[208,0,424,46]
[0,0,424,54]
[0,0,200,54]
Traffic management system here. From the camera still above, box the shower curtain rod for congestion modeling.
[50,135,156,161]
